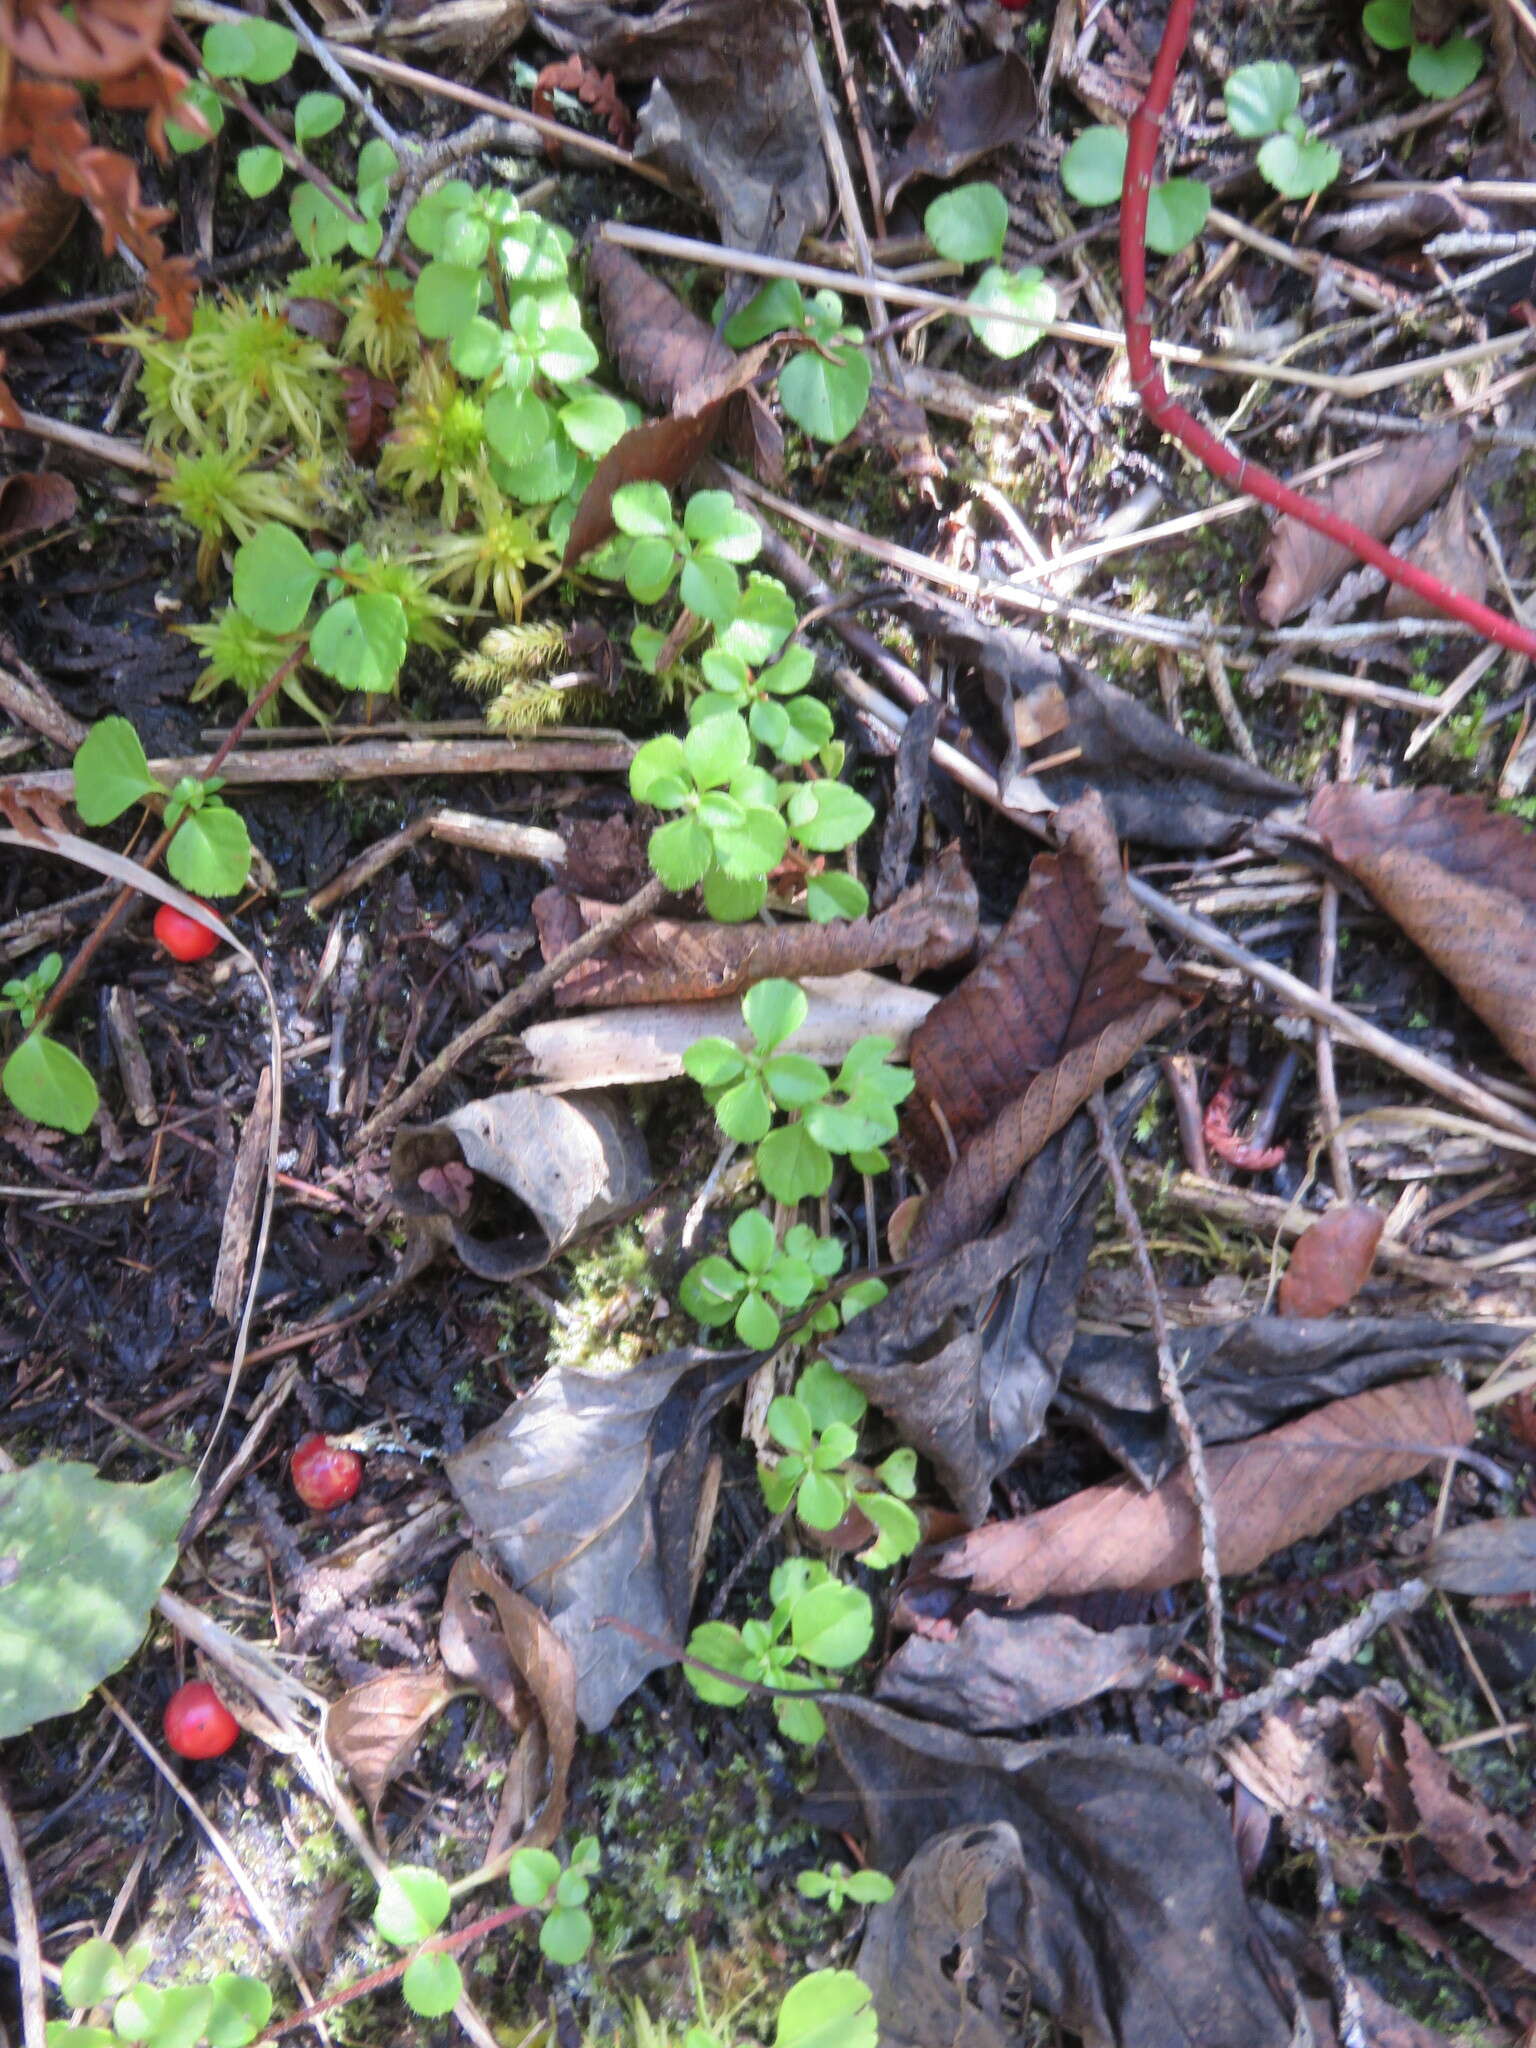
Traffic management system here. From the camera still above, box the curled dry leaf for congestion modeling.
[587,237,733,414]
[1310,782,1536,1079]
[1277,1204,1385,1318]
[884,54,1037,206]
[0,157,78,291]
[0,470,76,546]
[533,842,978,1007]
[0,0,171,78]
[325,1665,462,1824]
[1252,429,1466,625]
[341,367,398,462]
[904,793,1181,1259]
[940,1375,1475,1608]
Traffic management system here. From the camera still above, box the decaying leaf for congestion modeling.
[1422,1515,1536,1596]
[0,0,171,79]
[884,55,1036,206]
[325,1665,462,1822]
[359,0,527,74]
[587,237,734,415]
[827,1089,1135,1524]
[1055,1314,1509,1487]
[1310,783,1536,1080]
[446,1351,720,1730]
[532,54,634,157]
[815,1698,1305,2048]
[0,470,76,546]
[1252,430,1466,625]
[1381,484,1488,622]
[941,1375,1476,1608]
[904,793,1181,1259]
[439,1550,578,1849]
[341,367,397,463]
[875,1607,1181,1734]
[390,1089,651,1280]
[902,596,1298,849]
[533,843,977,1007]
[0,156,79,291]
[1489,0,1536,175]
[1277,1204,1385,1318]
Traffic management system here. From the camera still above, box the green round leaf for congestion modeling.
[790,1580,874,1668]
[767,1394,814,1458]
[1145,178,1211,254]
[857,1489,922,1565]
[0,1463,193,1736]
[497,216,573,286]
[779,342,872,445]
[685,710,752,789]
[610,481,674,537]
[1407,35,1483,98]
[684,1622,756,1704]
[755,1123,832,1205]
[449,316,505,380]
[539,329,602,387]
[233,524,319,635]
[775,1971,877,2048]
[293,91,345,145]
[290,186,351,261]
[773,1694,826,1747]
[797,1359,866,1432]
[507,1846,561,1907]
[785,780,874,854]
[1255,131,1341,198]
[310,593,408,694]
[743,977,808,1054]
[402,1952,462,2019]
[236,147,284,200]
[483,387,551,468]
[165,80,224,154]
[558,390,626,455]
[682,1036,748,1088]
[2,1032,98,1136]
[680,1255,747,1327]
[204,1977,273,2048]
[629,732,690,808]
[1362,0,1412,46]
[797,1467,850,1532]
[680,553,742,624]
[59,1942,136,2010]
[165,806,250,899]
[134,1985,215,2048]
[623,534,681,604]
[966,265,1056,360]
[715,1074,773,1145]
[203,17,297,81]
[805,870,868,923]
[718,576,798,665]
[728,1206,778,1273]
[845,1870,896,1904]
[73,717,160,826]
[1060,125,1127,207]
[723,277,806,347]
[47,2029,116,2048]
[647,816,712,890]
[405,180,474,256]
[413,260,485,339]
[1224,60,1300,138]
[763,1052,830,1110]
[703,870,767,921]
[683,491,761,561]
[539,1906,593,1965]
[735,1290,781,1350]
[924,181,1009,263]
[374,1866,451,1947]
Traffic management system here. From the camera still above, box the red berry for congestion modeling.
[153,902,219,963]
[163,1680,240,1760]
[290,1434,363,1512]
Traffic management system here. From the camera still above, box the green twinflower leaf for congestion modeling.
[743,977,807,1053]
[924,181,1009,263]
[73,717,162,825]
[779,340,871,445]
[203,17,296,81]
[1,1032,98,1135]
[401,1951,462,2019]
[374,1866,452,1947]
[310,592,408,694]
[165,805,250,899]
[507,1846,561,1906]
[966,264,1055,359]
[1407,34,1482,97]
[1224,59,1300,137]
[236,146,284,199]
[1060,125,1127,206]
[790,1581,874,1669]
[294,91,346,144]
[233,523,320,635]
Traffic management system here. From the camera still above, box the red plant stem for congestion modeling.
[253,1903,531,2042]
[1120,1,1536,662]
[34,652,301,1029]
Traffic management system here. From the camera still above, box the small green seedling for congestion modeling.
[506,1837,602,1965]
[681,979,913,1202]
[73,717,252,897]
[1223,61,1342,199]
[1059,129,1212,254]
[680,1213,842,1349]
[795,1863,896,1911]
[1,954,97,1135]
[723,280,873,443]
[922,180,1059,356]
[761,1359,920,1567]
[608,484,763,621]
[685,1557,874,1746]
[47,1935,272,2048]
[1362,0,1483,99]
[372,1865,463,2018]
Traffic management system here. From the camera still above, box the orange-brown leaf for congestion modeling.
[0,0,171,79]
[1310,782,1536,1080]
[939,1375,1475,1607]
[1277,1203,1384,1317]
[326,1664,463,1823]
[905,792,1181,1257]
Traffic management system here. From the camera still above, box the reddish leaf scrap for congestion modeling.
[1277,1204,1385,1318]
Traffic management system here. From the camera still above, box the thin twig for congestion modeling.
[1315,707,1357,1202]
[0,1773,46,2048]
[1089,1089,1226,1693]
[356,876,667,1145]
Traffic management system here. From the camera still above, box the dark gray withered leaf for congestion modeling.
[820,1697,1304,2048]
[1422,1516,1536,1597]
[1057,1316,1518,1488]
[885,55,1036,205]
[827,1098,1120,1526]
[856,1822,1027,2048]
[875,1607,1182,1734]
[901,595,1296,850]
[445,1351,716,1730]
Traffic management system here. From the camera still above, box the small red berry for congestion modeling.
[163,1680,240,1759]
[290,1434,363,1512]
[153,902,219,963]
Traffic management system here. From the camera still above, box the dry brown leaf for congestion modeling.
[1252,430,1466,625]
[533,842,977,1007]
[1489,0,1536,174]
[905,793,1181,1259]
[532,54,633,157]
[587,237,734,415]
[325,1664,462,1821]
[439,1551,578,1850]
[1277,1204,1385,1318]
[0,157,78,291]
[1310,782,1536,1079]
[0,469,75,545]
[1422,1514,1536,1596]
[0,0,170,78]
[884,54,1036,206]
[939,1375,1475,1608]
[1381,484,1488,621]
